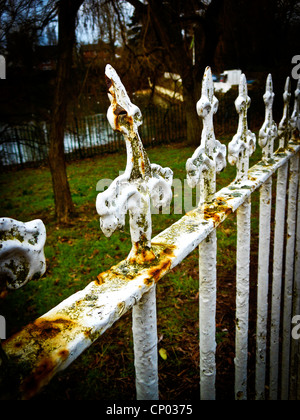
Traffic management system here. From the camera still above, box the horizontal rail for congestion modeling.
[1,141,300,400]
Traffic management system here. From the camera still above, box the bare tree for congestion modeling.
[124,0,225,146]
[0,0,57,49]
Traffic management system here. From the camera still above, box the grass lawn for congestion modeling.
[0,137,269,400]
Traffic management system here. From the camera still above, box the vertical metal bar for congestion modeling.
[227,74,256,400]
[132,286,159,400]
[290,165,300,400]
[255,74,277,400]
[199,230,217,400]
[269,162,288,399]
[281,153,300,400]
[256,176,272,400]
[235,197,251,400]
[186,67,226,400]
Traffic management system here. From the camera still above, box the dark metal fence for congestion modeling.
[0,91,264,169]
[0,104,187,168]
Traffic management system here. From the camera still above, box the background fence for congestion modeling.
[0,87,265,169]
[0,104,187,167]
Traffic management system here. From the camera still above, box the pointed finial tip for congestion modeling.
[239,73,247,94]
[266,73,273,90]
[105,63,113,73]
[201,66,214,99]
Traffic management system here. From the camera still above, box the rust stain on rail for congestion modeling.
[202,199,233,224]
[1,314,93,400]
[96,243,176,287]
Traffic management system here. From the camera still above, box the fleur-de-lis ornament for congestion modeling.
[228,74,256,182]
[186,67,226,205]
[96,65,173,264]
[278,77,292,149]
[259,74,278,161]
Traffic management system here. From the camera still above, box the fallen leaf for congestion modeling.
[159,348,168,360]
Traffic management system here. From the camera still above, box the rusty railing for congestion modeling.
[1,64,300,401]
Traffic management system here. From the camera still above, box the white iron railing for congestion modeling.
[1,64,300,401]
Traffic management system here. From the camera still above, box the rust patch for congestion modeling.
[5,317,76,349]
[2,314,92,399]
[20,348,70,400]
[162,246,175,256]
[128,241,156,265]
[96,272,105,285]
[31,318,74,340]
[202,200,233,225]
[142,258,172,287]
[140,153,145,174]
[114,105,127,117]
[94,243,176,288]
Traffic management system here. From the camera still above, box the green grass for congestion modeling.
[0,138,264,400]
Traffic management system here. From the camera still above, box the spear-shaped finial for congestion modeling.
[228,74,256,182]
[96,65,173,264]
[259,74,278,161]
[186,66,226,205]
[278,77,292,149]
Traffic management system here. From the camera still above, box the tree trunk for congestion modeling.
[182,82,202,146]
[144,0,224,146]
[48,0,83,224]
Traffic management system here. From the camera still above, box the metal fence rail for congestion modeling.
[0,64,299,401]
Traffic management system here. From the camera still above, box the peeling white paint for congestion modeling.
[255,74,278,400]
[228,74,256,183]
[269,79,291,399]
[186,67,226,400]
[96,65,173,262]
[186,66,226,205]
[278,77,292,148]
[228,74,255,400]
[0,218,46,289]
[281,154,299,400]
[96,65,173,399]
[259,74,277,162]
[269,163,288,400]
[132,286,158,400]
[291,80,300,136]
[235,197,251,400]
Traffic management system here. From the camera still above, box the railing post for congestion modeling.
[186,67,226,400]
[289,80,300,400]
[132,286,159,400]
[281,152,299,400]
[269,77,291,399]
[281,80,300,400]
[96,65,173,400]
[290,160,300,400]
[228,74,256,400]
[255,74,278,400]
